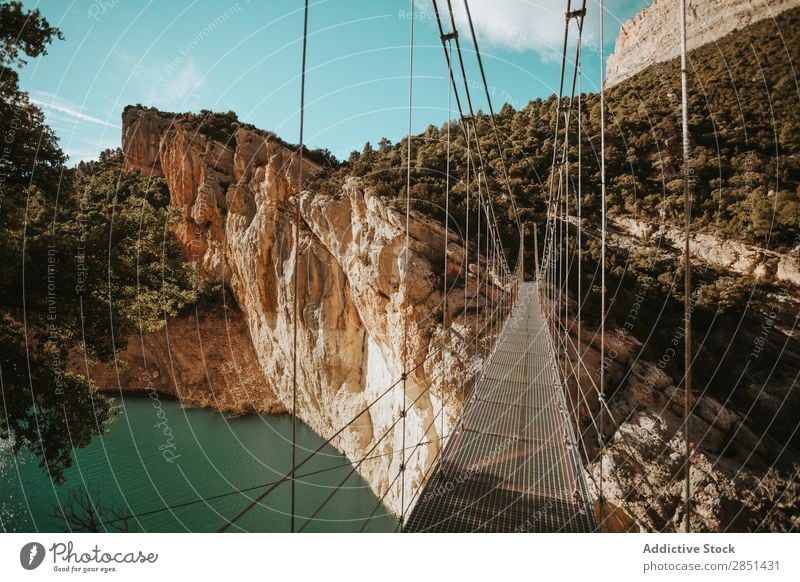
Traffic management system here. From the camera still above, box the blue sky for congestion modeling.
[20,0,647,163]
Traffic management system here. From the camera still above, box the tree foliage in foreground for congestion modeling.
[0,2,194,483]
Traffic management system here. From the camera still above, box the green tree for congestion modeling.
[0,3,194,482]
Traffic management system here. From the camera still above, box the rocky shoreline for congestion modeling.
[80,306,286,417]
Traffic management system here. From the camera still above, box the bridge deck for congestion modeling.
[405,282,597,532]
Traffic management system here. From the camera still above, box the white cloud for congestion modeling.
[148,58,205,110]
[29,91,121,129]
[421,0,647,59]
[115,51,206,111]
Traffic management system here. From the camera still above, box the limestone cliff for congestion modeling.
[118,107,498,515]
[566,325,800,532]
[611,216,800,287]
[606,0,800,87]
[82,307,286,416]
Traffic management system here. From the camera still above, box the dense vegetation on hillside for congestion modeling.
[0,3,195,481]
[311,6,799,253]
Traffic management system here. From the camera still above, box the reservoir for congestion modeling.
[0,395,395,532]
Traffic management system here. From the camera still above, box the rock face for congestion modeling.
[559,313,800,532]
[606,0,800,87]
[553,216,800,531]
[84,307,286,416]
[120,107,497,516]
[611,216,800,286]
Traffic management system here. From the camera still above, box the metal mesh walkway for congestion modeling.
[405,282,597,532]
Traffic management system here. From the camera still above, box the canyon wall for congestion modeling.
[80,307,286,416]
[611,216,800,287]
[565,324,799,532]
[118,107,498,516]
[606,0,800,87]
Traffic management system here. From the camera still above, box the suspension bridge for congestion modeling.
[106,0,697,533]
[405,283,596,532]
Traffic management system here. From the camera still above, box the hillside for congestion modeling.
[314,6,799,256]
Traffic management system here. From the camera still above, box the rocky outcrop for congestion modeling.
[606,0,800,87]
[120,107,497,515]
[590,362,800,531]
[611,215,800,286]
[559,314,800,532]
[556,199,800,533]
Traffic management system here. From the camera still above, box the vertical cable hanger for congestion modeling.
[487,217,493,346]
[547,0,571,355]
[558,168,565,378]
[476,166,482,354]
[564,106,570,390]
[441,36,454,466]
[290,0,310,534]
[575,3,584,448]
[399,0,416,531]
[437,0,518,282]
[563,0,587,484]
[598,0,608,530]
[562,165,568,382]
[679,0,693,534]
[465,124,471,327]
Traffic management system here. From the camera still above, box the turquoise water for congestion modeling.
[0,395,395,532]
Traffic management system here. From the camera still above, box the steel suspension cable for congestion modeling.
[461,0,524,239]
[359,472,402,533]
[300,416,405,532]
[105,413,453,531]
[444,0,475,113]
[476,167,482,353]
[289,0,310,534]
[560,176,566,378]
[292,285,515,531]
[216,321,482,532]
[485,197,492,353]
[563,0,587,452]
[540,2,572,359]
[599,0,608,528]
[464,123,471,329]
[576,5,584,448]
[218,380,396,531]
[104,460,385,528]
[399,0,416,532]
[679,0,693,533]
[437,0,515,278]
[298,344,465,531]
[442,37,454,473]
[432,0,515,285]
[548,0,573,210]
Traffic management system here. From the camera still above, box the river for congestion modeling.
[0,395,395,532]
